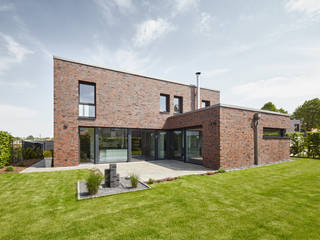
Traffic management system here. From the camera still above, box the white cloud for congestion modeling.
[0,32,33,75]
[232,74,320,100]
[0,3,14,12]
[199,12,215,35]
[285,0,320,15]
[0,79,35,88]
[89,43,151,73]
[205,68,231,78]
[94,0,134,24]
[174,0,198,13]
[134,18,175,47]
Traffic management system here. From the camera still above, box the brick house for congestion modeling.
[53,56,290,169]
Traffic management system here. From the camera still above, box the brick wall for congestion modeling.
[219,106,290,169]
[164,107,221,169]
[53,57,220,166]
[166,105,290,170]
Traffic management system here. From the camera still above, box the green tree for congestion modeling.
[261,102,277,112]
[261,102,288,114]
[25,135,34,141]
[292,98,320,131]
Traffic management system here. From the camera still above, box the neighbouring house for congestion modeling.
[288,119,301,133]
[53,56,290,169]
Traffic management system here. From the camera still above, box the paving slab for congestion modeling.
[21,160,212,181]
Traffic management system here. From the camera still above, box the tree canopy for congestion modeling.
[292,98,320,131]
[261,102,288,114]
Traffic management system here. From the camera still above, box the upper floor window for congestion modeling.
[174,96,183,114]
[202,100,210,108]
[160,94,170,113]
[79,82,96,118]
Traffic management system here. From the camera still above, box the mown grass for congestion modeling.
[0,159,319,240]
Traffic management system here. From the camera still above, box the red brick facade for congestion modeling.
[53,57,220,166]
[54,56,290,168]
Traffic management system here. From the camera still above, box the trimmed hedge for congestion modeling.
[0,131,12,167]
[287,131,320,158]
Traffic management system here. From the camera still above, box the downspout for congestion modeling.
[253,112,261,165]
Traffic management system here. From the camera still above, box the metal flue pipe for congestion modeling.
[196,72,201,109]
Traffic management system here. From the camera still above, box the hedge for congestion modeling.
[0,131,12,167]
[287,131,320,158]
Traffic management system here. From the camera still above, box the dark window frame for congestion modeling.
[263,127,288,139]
[202,100,210,108]
[173,96,183,114]
[160,93,170,113]
[78,81,96,119]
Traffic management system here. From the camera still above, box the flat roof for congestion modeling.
[168,103,290,118]
[53,56,220,93]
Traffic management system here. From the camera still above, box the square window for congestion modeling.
[201,100,210,108]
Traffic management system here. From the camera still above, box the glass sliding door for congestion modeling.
[186,128,203,164]
[158,131,168,159]
[79,127,95,163]
[173,130,184,160]
[131,129,155,161]
[98,128,128,163]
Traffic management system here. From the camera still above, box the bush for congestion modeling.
[0,131,12,167]
[130,173,139,188]
[147,178,154,184]
[305,132,320,158]
[43,150,52,158]
[218,168,226,173]
[12,146,23,163]
[5,166,14,172]
[287,132,305,156]
[86,169,103,195]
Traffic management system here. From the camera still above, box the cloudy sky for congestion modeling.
[0,0,320,137]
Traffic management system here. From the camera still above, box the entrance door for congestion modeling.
[173,130,184,160]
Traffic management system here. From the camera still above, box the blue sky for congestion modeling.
[0,0,319,137]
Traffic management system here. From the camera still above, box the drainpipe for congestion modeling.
[196,72,201,109]
[253,112,261,165]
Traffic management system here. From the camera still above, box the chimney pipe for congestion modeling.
[196,72,201,109]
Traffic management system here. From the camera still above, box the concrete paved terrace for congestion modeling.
[21,159,213,181]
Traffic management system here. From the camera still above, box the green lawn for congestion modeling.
[0,159,319,240]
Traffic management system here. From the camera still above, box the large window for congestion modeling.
[186,128,202,164]
[131,129,155,161]
[79,127,95,163]
[79,82,95,118]
[98,128,128,163]
[160,94,170,113]
[158,131,168,159]
[174,96,183,114]
[201,100,210,108]
[263,128,286,138]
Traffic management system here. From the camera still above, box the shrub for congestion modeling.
[43,150,52,158]
[18,162,25,167]
[147,178,154,184]
[218,168,226,173]
[86,169,103,195]
[5,166,14,172]
[129,173,139,188]
[0,131,12,167]
[287,132,305,156]
[305,132,320,158]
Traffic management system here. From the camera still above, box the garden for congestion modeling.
[0,158,319,239]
